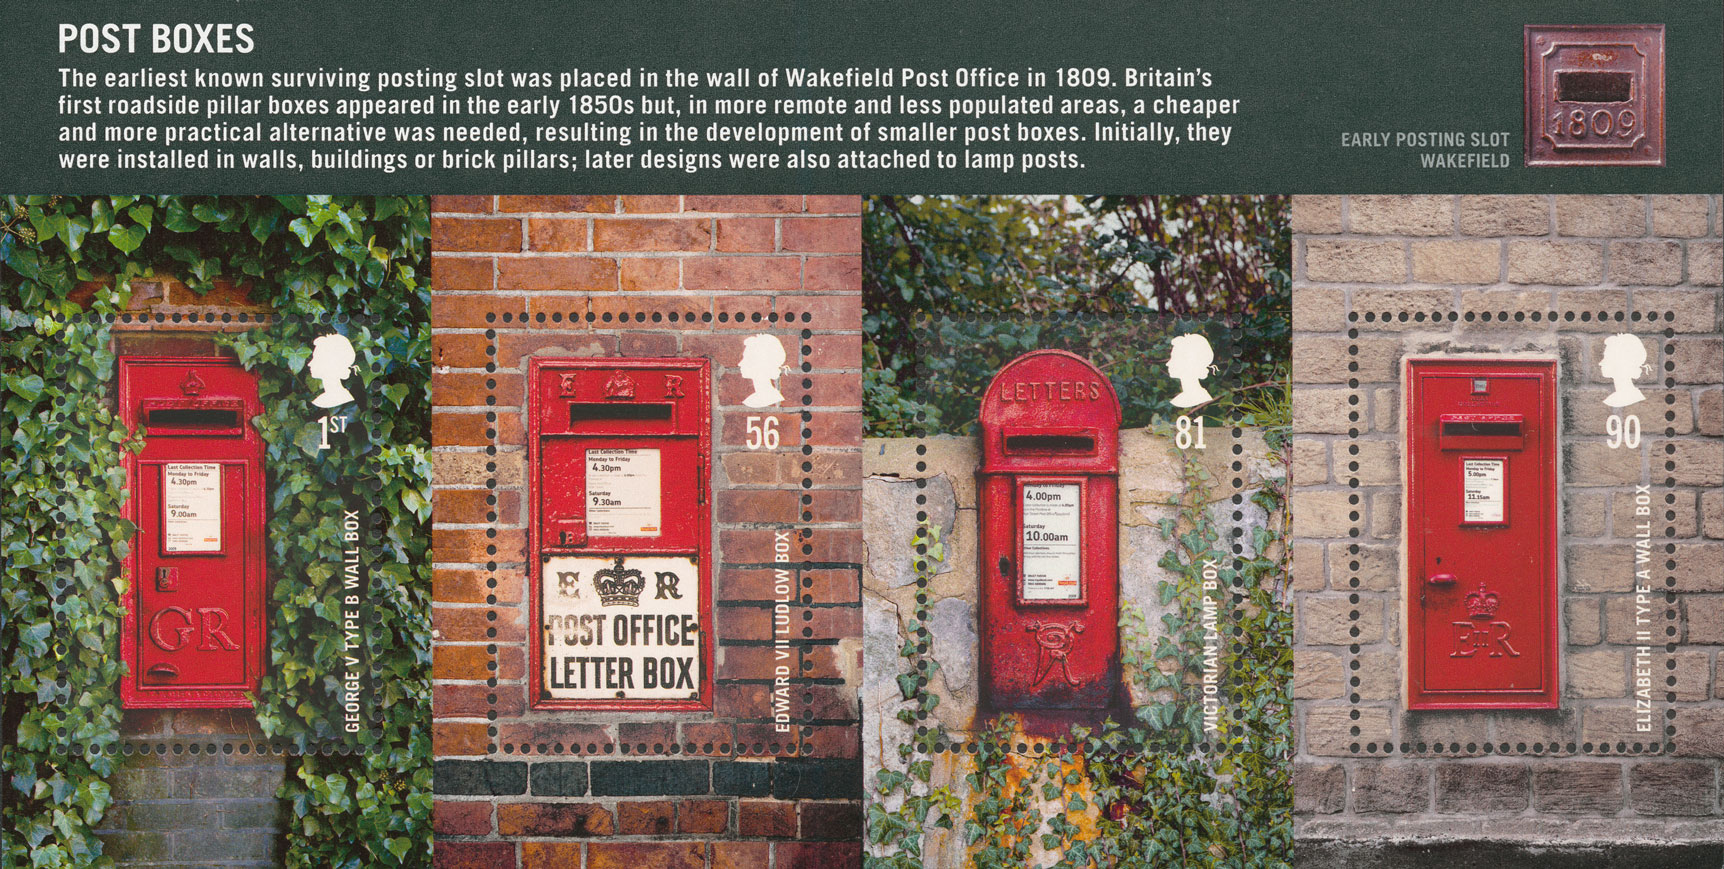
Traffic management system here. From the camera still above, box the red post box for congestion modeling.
[978,350,1121,712]
[1405,358,1558,710]
[119,357,267,709]
[528,358,712,711]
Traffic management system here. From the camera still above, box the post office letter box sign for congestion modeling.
[978,350,1121,711]
[1405,359,1558,710]
[1525,24,1665,167]
[529,358,712,710]
[119,357,266,709]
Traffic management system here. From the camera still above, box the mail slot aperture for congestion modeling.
[1003,428,1099,455]
[1556,71,1633,104]
[1439,414,1526,451]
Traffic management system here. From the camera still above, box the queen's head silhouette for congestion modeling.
[1167,334,1216,409]
[739,334,787,409]
[309,334,357,409]
[1599,333,1647,409]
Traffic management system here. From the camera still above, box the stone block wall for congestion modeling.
[1290,194,1724,845]
[428,195,865,868]
[96,711,287,868]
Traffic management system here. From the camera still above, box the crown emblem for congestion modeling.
[593,557,645,607]
[1464,583,1500,620]
[179,369,205,397]
[604,370,636,400]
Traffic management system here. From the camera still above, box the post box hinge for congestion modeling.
[697,455,707,505]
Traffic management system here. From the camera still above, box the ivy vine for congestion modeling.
[867,523,962,868]
[2,298,138,868]
[1,195,431,868]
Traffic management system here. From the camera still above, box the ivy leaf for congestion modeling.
[896,673,918,700]
[289,217,319,247]
[108,223,146,255]
[9,373,46,402]
[164,200,201,232]
[129,204,155,231]
[90,199,114,233]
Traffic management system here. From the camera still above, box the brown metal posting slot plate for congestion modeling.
[1524,24,1665,167]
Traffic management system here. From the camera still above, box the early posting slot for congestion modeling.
[1557,71,1632,103]
[145,407,242,429]
[570,403,673,424]
[1004,434,1095,454]
[1441,420,1522,438]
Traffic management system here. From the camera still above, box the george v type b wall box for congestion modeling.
[1524,24,1666,167]
[119,357,267,709]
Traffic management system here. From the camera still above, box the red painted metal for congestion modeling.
[119,356,266,709]
[1525,24,1666,167]
[1406,358,1559,710]
[978,350,1121,711]
[528,358,713,711]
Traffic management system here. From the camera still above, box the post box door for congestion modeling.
[980,472,1118,709]
[1406,359,1557,710]
[120,357,266,709]
[134,462,252,691]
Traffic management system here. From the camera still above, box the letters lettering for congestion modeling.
[148,606,240,652]
[1449,620,1520,658]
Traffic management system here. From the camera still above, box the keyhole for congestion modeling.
[999,556,1012,577]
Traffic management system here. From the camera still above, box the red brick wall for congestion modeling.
[430,196,863,868]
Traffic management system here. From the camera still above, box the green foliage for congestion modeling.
[1,195,431,868]
[899,315,1283,437]
[864,195,1289,436]
[1081,416,1293,867]
[2,301,138,869]
[867,524,963,869]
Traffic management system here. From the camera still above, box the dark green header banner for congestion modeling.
[2,0,1718,192]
